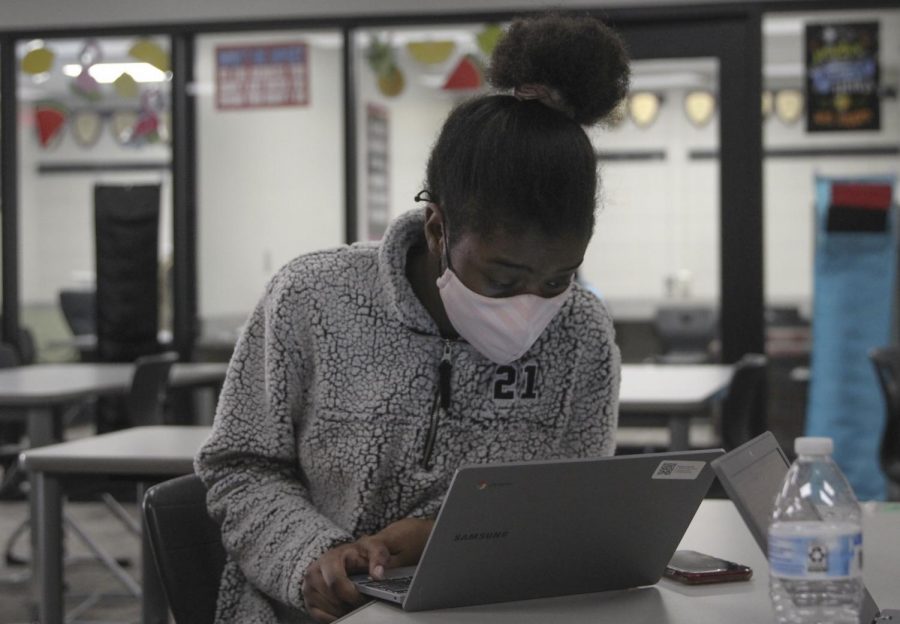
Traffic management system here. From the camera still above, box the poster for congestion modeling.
[216,42,309,110]
[805,22,880,132]
[366,104,390,240]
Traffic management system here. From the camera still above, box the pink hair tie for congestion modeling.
[512,83,576,119]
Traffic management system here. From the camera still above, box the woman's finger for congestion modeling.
[319,549,366,606]
[357,535,392,579]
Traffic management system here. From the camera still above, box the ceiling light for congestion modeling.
[62,62,170,84]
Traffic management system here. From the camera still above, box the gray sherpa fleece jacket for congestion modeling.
[195,208,620,623]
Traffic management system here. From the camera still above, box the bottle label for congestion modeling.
[768,531,862,579]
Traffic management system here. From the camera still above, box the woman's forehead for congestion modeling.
[456,226,589,272]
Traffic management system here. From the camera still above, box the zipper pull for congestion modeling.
[439,341,452,410]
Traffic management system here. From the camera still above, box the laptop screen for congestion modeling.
[721,444,788,550]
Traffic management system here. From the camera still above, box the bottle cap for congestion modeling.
[794,437,833,456]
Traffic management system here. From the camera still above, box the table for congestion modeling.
[19,425,212,624]
[335,499,900,623]
[0,362,227,448]
[619,364,734,449]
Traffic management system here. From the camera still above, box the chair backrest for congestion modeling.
[143,474,225,624]
[0,342,21,369]
[126,351,178,427]
[720,353,768,451]
[653,306,718,355]
[59,289,97,336]
[870,346,900,488]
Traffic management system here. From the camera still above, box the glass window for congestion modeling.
[17,36,172,362]
[584,58,721,364]
[194,30,344,355]
[762,9,900,444]
[353,23,496,240]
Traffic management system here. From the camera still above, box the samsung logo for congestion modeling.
[453,530,509,542]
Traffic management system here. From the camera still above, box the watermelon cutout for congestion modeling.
[35,103,68,148]
[443,55,483,90]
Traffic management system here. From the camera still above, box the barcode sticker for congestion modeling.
[652,460,705,480]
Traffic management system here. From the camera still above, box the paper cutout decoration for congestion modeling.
[35,102,68,148]
[113,72,139,98]
[628,92,661,128]
[775,89,804,125]
[366,37,405,98]
[71,40,102,101]
[477,24,504,56]
[443,55,483,90]
[684,90,716,127]
[111,110,139,145]
[71,110,103,147]
[378,67,406,98]
[406,41,455,65]
[21,46,55,75]
[762,90,773,119]
[129,39,170,72]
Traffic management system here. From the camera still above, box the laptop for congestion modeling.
[352,449,723,611]
[711,432,898,624]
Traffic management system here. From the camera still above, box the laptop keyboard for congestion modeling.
[358,576,413,593]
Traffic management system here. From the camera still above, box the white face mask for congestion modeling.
[435,228,571,365]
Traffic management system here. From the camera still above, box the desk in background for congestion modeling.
[20,425,212,624]
[619,364,734,450]
[335,499,900,624]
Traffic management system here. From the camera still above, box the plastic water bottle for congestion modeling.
[768,437,864,624]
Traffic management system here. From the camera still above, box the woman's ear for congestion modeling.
[423,204,445,258]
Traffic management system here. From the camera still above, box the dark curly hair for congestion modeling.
[425,13,630,242]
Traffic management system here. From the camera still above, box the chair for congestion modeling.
[652,306,718,364]
[870,346,900,500]
[59,289,97,336]
[4,351,179,578]
[719,353,768,451]
[143,474,225,624]
[0,343,25,501]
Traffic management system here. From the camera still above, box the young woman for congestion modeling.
[196,13,629,623]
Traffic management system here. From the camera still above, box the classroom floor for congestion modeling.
[0,495,142,623]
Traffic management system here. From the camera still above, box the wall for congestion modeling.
[195,31,344,318]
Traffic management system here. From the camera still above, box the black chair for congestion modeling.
[143,474,225,624]
[652,306,718,364]
[59,289,97,336]
[870,346,900,500]
[720,353,769,452]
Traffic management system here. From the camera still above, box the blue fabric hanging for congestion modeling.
[806,175,897,501]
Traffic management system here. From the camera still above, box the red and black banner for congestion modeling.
[826,182,892,232]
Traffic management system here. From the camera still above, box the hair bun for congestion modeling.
[489,13,630,125]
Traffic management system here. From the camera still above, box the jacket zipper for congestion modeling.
[421,340,452,470]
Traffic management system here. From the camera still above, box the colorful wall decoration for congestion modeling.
[806,22,881,132]
[216,42,310,109]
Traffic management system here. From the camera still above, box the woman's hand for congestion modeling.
[302,518,435,623]
[359,517,435,580]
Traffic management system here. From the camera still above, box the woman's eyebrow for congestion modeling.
[487,259,583,274]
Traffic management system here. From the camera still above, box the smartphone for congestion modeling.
[664,550,753,585]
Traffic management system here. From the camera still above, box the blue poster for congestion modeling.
[806,175,897,500]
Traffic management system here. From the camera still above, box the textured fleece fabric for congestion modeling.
[195,208,621,623]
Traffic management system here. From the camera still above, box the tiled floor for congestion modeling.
[0,498,142,624]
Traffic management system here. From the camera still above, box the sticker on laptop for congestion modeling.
[652,460,706,480]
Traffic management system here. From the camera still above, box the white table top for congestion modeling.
[0,362,227,406]
[619,364,734,412]
[19,425,211,475]
[337,499,900,624]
